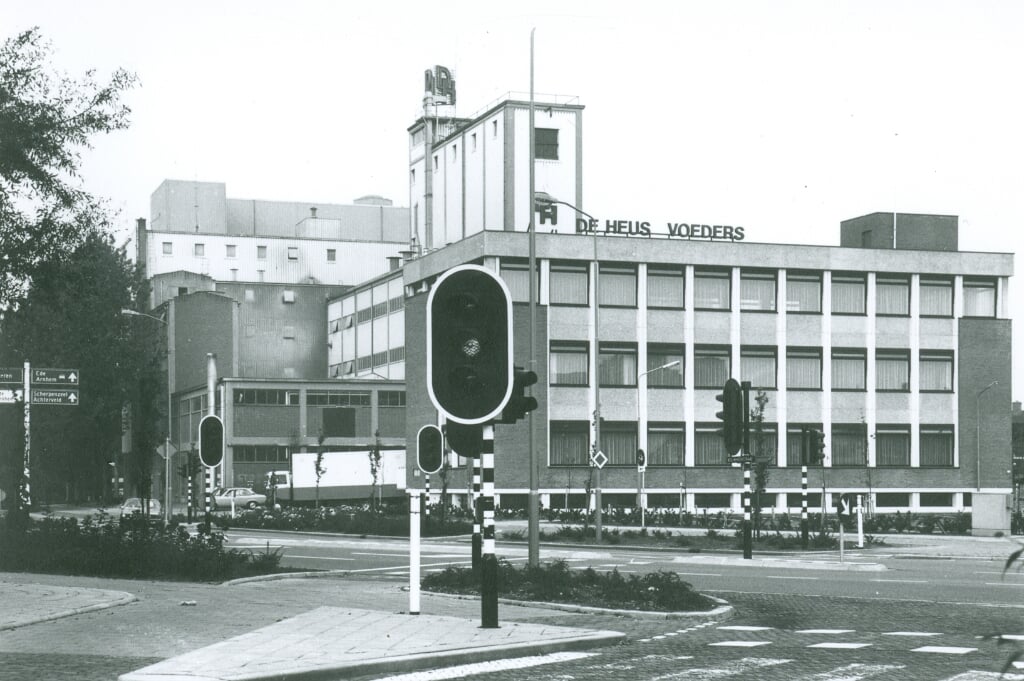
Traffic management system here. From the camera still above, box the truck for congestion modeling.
[265,449,407,505]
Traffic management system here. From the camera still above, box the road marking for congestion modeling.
[353,551,408,557]
[648,657,790,679]
[983,583,1024,587]
[942,673,1024,680]
[798,663,904,680]
[370,651,596,680]
[766,575,818,580]
[870,578,928,584]
[719,625,774,631]
[676,572,722,577]
[797,629,855,634]
[807,642,872,649]
[913,645,977,654]
[1000,634,1024,640]
[709,641,772,647]
[286,555,355,561]
[883,631,942,636]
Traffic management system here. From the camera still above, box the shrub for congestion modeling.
[222,505,472,537]
[0,512,283,581]
[422,559,717,612]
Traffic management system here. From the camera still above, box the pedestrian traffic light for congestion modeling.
[427,265,513,424]
[416,424,444,475]
[715,378,744,456]
[199,414,224,468]
[497,366,538,424]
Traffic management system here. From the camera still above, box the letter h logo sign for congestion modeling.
[537,202,557,226]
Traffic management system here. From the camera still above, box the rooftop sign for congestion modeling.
[535,204,745,241]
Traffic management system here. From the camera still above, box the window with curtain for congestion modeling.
[919,351,953,392]
[876,426,910,466]
[876,349,910,391]
[963,278,996,317]
[694,268,731,310]
[694,346,730,388]
[550,342,588,386]
[647,266,684,308]
[550,421,589,466]
[876,276,910,316]
[920,277,953,317]
[786,272,822,313]
[831,424,867,466]
[695,424,728,465]
[750,423,778,465]
[648,423,684,465]
[831,349,866,390]
[599,264,637,307]
[920,426,954,467]
[786,424,822,466]
[500,261,535,303]
[740,270,777,311]
[646,344,684,387]
[832,274,866,314]
[740,347,777,389]
[598,343,637,387]
[550,263,589,306]
[786,347,822,389]
[602,422,638,465]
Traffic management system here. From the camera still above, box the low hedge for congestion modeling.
[218,504,473,537]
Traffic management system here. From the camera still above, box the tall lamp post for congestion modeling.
[976,380,998,492]
[636,360,680,528]
[534,191,603,539]
[121,308,174,523]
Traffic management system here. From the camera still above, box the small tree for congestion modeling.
[314,429,326,509]
[750,390,771,538]
[368,430,382,513]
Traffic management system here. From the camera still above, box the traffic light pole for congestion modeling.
[480,424,498,628]
[204,353,216,532]
[801,464,809,549]
[741,382,752,560]
[472,454,481,574]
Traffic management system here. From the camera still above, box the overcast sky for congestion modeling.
[4,0,1022,395]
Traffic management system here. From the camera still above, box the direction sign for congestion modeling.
[32,368,79,385]
[0,367,23,384]
[32,389,79,406]
[0,388,24,404]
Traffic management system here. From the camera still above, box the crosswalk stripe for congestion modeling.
[883,631,942,637]
[913,645,977,654]
[807,642,872,649]
[940,673,1024,680]
[369,651,596,680]
[796,629,855,634]
[796,663,904,680]
[718,625,773,631]
[648,657,791,680]
[709,641,772,647]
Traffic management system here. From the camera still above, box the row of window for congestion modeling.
[550,342,954,392]
[550,421,955,468]
[162,242,338,263]
[539,491,966,510]
[331,347,406,377]
[428,127,558,173]
[500,262,998,318]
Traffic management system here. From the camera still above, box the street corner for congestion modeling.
[0,580,137,630]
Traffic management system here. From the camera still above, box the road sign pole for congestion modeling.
[409,490,421,615]
[472,454,481,575]
[480,424,498,628]
[22,361,31,509]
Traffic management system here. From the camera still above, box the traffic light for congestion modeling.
[835,493,848,517]
[444,421,483,458]
[416,425,444,474]
[497,366,538,424]
[809,429,826,465]
[199,414,224,467]
[715,378,744,456]
[635,448,646,470]
[427,265,513,424]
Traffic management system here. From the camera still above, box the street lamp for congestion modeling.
[976,380,998,493]
[121,307,174,523]
[534,191,604,540]
[636,360,680,528]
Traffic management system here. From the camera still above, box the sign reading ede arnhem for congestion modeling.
[32,368,79,385]
[574,219,746,241]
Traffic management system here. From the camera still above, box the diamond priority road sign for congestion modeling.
[31,389,79,406]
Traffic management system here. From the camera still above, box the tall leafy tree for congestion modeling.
[0,231,151,504]
[0,27,136,309]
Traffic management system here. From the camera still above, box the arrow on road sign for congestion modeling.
[31,388,79,405]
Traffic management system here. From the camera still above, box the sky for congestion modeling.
[4,0,1023,395]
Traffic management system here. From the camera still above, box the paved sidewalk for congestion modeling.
[0,580,136,630]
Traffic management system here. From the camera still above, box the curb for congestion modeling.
[1,590,137,631]
[423,590,733,621]
[671,555,887,571]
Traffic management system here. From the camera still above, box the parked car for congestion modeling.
[213,487,266,510]
[120,497,162,517]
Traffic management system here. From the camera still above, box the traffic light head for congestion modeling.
[427,265,513,424]
[199,414,224,467]
[498,366,539,424]
[715,378,744,456]
[812,429,826,464]
[416,425,444,474]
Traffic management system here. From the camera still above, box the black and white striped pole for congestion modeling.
[472,454,482,574]
[481,424,498,628]
[409,490,421,615]
[801,462,809,548]
[741,381,752,560]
